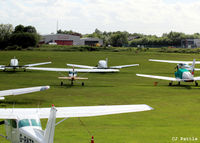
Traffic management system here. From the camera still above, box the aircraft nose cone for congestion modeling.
[182,72,192,80]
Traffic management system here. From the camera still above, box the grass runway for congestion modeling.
[0,51,200,143]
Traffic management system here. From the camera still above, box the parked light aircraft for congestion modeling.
[137,59,200,86]
[67,58,139,69]
[0,57,51,71]
[0,86,50,100]
[0,104,153,143]
[58,69,88,86]
[149,59,200,71]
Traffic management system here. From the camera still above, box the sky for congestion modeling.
[1,0,200,36]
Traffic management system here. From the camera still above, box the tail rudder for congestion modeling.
[44,105,57,143]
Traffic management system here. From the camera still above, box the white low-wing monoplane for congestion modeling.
[137,59,200,86]
[0,86,50,100]
[0,104,153,143]
[67,58,139,69]
[149,59,200,71]
[0,57,51,71]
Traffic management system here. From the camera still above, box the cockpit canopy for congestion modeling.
[18,119,41,128]
[69,71,77,76]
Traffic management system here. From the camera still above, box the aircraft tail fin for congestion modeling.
[44,105,57,143]
[191,59,195,75]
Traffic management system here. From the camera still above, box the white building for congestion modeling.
[40,34,103,46]
[181,39,200,48]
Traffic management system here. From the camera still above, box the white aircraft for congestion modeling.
[0,86,50,100]
[0,104,153,143]
[58,69,88,86]
[0,57,51,72]
[67,58,139,69]
[149,59,200,71]
[137,59,200,86]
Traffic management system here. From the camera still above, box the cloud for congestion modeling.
[1,0,200,35]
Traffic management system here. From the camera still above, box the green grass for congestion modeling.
[0,51,200,143]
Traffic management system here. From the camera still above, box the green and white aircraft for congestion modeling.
[137,59,200,86]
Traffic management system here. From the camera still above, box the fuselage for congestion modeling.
[10,59,19,67]
[175,68,194,82]
[5,117,44,143]
[97,60,108,69]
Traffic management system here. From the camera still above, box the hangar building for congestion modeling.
[40,34,103,46]
[181,39,200,48]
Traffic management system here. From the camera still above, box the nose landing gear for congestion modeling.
[195,81,198,86]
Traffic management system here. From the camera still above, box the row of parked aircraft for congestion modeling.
[1,57,200,143]
[0,57,139,73]
[0,57,146,143]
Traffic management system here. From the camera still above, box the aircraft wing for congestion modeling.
[193,77,200,80]
[67,64,96,69]
[24,62,52,67]
[0,104,153,119]
[74,77,88,80]
[110,64,139,69]
[58,77,72,80]
[0,86,50,100]
[136,74,179,81]
[194,68,200,71]
[149,59,200,64]
[0,65,5,70]
[27,67,119,73]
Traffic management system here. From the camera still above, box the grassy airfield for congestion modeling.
[0,50,200,143]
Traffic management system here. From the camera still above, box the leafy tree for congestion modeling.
[0,24,13,49]
[108,32,128,47]
[10,33,39,49]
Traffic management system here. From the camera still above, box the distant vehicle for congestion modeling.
[67,58,139,69]
[0,86,50,100]
[0,57,51,72]
[58,68,88,86]
[0,104,153,143]
[149,59,200,71]
[48,42,57,45]
[137,59,200,86]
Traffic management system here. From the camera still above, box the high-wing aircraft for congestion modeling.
[149,59,200,71]
[67,58,139,69]
[0,104,153,143]
[137,59,200,86]
[0,57,51,71]
[0,86,50,100]
[58,69,88,86]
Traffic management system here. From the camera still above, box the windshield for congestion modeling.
[18,119,30,128]
[31,119,41,127]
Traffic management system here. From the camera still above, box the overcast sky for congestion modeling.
[1,0,200,36]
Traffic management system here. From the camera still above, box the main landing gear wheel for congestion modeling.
[82,82,84,86]
[178,82,180,86]
[169,82,172,86]
[61,81,63,86]
[195,81,198,86]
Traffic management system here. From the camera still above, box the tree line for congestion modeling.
[1,23,200,50]
[0,24,39,50]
